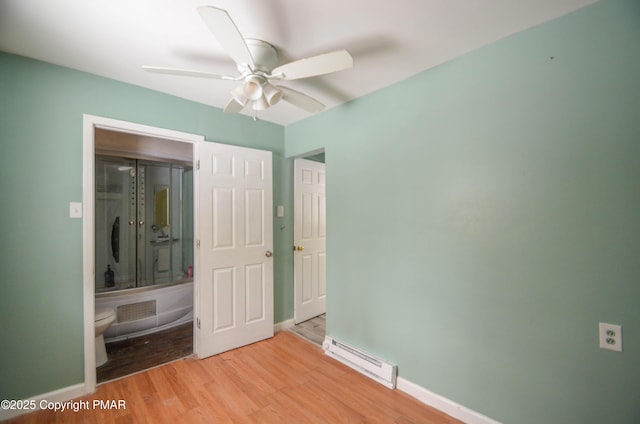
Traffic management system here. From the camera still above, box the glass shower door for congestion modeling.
[142,161,168,287]
[143,161,192,286]
[95,157,137,292]
[96,156,193,292]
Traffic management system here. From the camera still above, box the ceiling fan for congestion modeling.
[142,6,353,117]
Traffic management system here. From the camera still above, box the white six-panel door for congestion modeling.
[294,158,326,324]
[196,141,273,358]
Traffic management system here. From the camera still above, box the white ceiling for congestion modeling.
[0,0,598,126]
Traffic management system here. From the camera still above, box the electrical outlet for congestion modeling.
[599,323,622,352]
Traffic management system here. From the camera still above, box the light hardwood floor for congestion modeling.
[8,332,461,423]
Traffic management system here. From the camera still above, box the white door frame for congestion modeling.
[82,115,203,394]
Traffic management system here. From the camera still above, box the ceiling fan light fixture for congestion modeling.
[231,85,248,106]
[252,96,270,111]
[263,83,282,106]
[242,76,264,101]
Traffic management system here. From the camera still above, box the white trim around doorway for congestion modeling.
[82,115,204,395]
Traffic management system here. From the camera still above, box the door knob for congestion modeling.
[293,245,304,251]
[265,251,273,258]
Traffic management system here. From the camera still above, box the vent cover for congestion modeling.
[117,300,157,323]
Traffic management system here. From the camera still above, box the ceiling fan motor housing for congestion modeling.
[240,39,279,74]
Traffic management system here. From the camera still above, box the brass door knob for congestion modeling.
[293,245,305,251]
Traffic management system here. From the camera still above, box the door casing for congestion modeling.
[82,115,203,394]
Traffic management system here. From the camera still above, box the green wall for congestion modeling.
[0,52,293,399]
[2,0,639,422]
[286,0,640,423]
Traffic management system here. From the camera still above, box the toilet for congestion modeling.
[95,307,116,367]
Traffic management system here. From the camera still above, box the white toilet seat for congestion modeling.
[95,307,115,322]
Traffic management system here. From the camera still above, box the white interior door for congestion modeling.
[196,141,273,358]
[294,158,326,324]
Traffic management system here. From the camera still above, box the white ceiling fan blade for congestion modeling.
[142,66,235,80]
[277,86,325,113]
[197,6,255,69]
[271,50,353,80]
[224,97,245,113]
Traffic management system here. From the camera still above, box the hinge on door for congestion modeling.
[197,318,200,329]
[196,160,200,170]
[196,239,200,248]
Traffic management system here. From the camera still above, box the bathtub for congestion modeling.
[96,281,193,343]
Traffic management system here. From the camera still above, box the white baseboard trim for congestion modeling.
[0,382,87,421]
[274,318,295,333]
[396,377,501,424]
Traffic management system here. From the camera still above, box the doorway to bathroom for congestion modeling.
[85,120,200,387]
[94,153,195,383]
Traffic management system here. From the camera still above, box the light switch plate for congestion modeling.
[69,202,82,218]
[277,205,284,218]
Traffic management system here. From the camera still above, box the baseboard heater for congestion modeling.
[322,336,397,389]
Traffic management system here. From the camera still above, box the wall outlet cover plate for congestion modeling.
[599,323,622,352]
